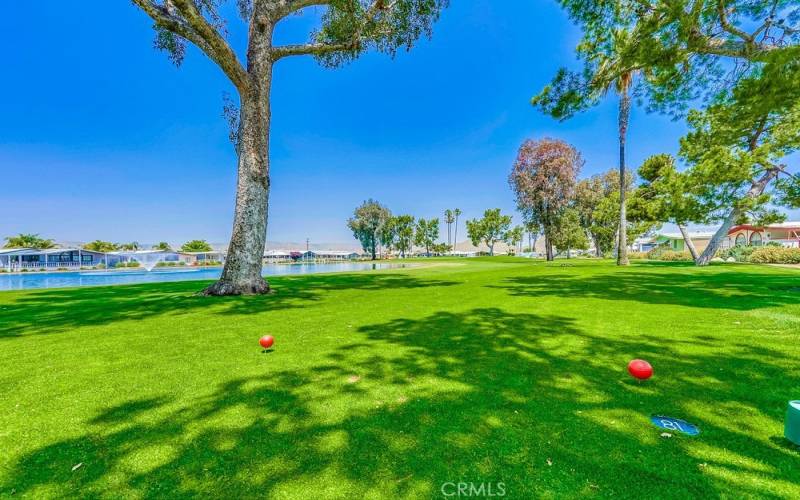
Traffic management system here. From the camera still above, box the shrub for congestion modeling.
[658,250,694,261]
[646,245,669,259]
[645,246,692,261]
[718,245,757,262]
[749,246,800,264]
[628,251,648,260]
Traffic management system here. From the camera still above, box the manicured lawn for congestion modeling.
[1,258,799,498]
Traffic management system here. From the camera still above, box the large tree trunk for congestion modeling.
[695,167,779,266]
[203,49,273,295]
[593,234,601,257]
[545,233,554,261]
[371,232,377,260]
[617,88,631,266]
[677,224,699,261]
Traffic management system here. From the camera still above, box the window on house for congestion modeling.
[750,232,762,247]
[735,234,747,246]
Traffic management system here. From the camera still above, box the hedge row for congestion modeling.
[749,246,800,264]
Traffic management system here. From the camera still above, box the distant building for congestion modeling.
[263,250,292,262]
[179,251,226,264]
[0,248,122,271]
[652,231,716,253]
[301,250,359,261]
[726,222,800,248]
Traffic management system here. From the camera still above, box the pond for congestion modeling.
[0,262,405,291]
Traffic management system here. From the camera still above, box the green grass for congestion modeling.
[1,258,799,498]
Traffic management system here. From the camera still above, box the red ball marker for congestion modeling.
[259,335,274,349]
[628,359,653,380]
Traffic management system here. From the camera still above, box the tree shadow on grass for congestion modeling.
[0,272,458,339]
[490,265,800,310]
[4,308,798,497]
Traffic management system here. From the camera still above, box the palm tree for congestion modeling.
[4,233,56,249]
[120,241,140,251]
[452,208,462,252]
[615,70,633,266]
[444,209,454,249]
[594,30,637,266]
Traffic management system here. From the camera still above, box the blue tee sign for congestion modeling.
[650,415,700,436]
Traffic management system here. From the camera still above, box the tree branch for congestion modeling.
[691,35,779,60]
[271,41,356,60]
[717,0,753,43]
[271,0,396,61]
[133,0,250,92]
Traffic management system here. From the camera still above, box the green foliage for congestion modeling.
[153,242,172,251]
[718,245,758,263]
[635,154,709,226]
[314,0,449,67]
[83,240,119,253]
[391,215,415,257]
[348,199,392,259]
[544,0,800,116]
[414,218,440,254]
[181,240,213,253]
[466,209,513,256]
[677,67,800,225]
[575,168,652,254]
[550,208,589,255]
[4,234,56,249]
[749,246,800,264]
[428,242,450,254]
[655,250,694,262]
[504,225,524,254]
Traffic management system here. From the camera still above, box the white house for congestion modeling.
[0,248,122,271]
[301,250,359,261]
[263,249,292,263]
[726,222,800,248]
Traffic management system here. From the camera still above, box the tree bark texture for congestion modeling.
[203,23,274,295]
[677,224,699,261]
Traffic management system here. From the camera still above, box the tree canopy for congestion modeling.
[4,234,56,249]
[509,138,582,260]
[181,240,214,253]
[391,215,416,258]
[550,208,589,257]
[83,240,119,253]
[414,218,440,255]
[347,199,392,260]
[537,0,800,117]
[466,209,512,256]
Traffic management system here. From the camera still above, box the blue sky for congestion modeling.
[1,1,701,246]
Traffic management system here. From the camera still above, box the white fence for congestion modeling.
[3,261,87,271]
